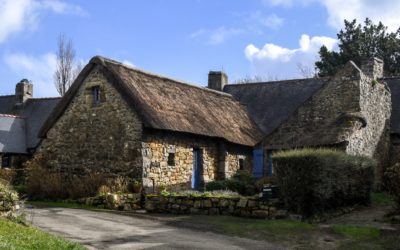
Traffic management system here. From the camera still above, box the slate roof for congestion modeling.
[224,78,328,136]
[0,95,60,153]
[384,77,400,134]
[0,95,16,114]
[39,56,263,146]
[0,115,26,154]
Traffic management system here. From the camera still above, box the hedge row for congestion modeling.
[273,148,375,216]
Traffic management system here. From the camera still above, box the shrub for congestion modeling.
[0,168,16,184]
[273,148,375,217]
[0,179,19,219]
[384,163,400,210]
[206,171,257,196]
[25,154,130,200]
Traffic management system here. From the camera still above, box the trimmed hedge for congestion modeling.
[273,148,375,216]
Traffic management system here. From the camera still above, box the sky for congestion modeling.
[0,0,400,97]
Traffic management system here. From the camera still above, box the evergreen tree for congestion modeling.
[316,18,400,77]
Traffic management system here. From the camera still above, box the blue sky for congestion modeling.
[0,0,399,97]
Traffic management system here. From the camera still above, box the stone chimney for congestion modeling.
[15,79,33,106]
[361,57,384,80]
[208,71,228,91]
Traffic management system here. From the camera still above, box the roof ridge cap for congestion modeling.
[91,55,233,97]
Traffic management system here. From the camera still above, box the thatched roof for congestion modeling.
[39,56,262,146]
[224,78,328,135]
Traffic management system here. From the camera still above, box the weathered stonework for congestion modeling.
[141,131,252,192]
[263,59,392,186]
[145,195,285,219]
[38,66,143,179]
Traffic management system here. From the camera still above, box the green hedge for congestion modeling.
[273,148,375,216]
[205,171,257,196]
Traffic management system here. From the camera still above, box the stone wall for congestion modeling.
[142,131,252,192]
[145,195,285,219]
[263,59,391,186]
[78,193,142,210]
[38,66,143,179]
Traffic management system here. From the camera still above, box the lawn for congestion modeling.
[0,218,85,250]
[165,214,400,249]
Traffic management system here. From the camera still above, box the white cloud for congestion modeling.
[263,0,400,31]
[245,34,337,79]
[4,52,59,97]
[122,60,135,68]
[249,12,284,29]
[321,0,400,31]
[190,27,244,45]
[0,0,84,43]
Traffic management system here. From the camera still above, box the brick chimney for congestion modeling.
[15,79,33,106]
[361,57,384,80]
[208,71,228,91]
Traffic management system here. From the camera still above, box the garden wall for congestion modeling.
[145,195,286,219]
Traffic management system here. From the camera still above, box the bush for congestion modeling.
[384,163,400,210]
[273,148,375,217]
[0,168,16,184]
[206,171,257,196]
[0,179,19,219]
[25,154,131,200]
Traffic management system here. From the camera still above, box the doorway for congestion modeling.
[192,148,202,190]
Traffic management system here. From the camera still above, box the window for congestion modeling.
[1,155,10,168]
[167,153,175,166]
[239,158,245,170]
[92,86,101,105]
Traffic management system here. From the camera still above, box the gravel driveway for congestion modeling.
[26,207,284,250]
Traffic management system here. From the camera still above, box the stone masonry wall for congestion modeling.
[142,131,252,192]
[38,66,143,179]
[346,72,391,184]
[145,195,285,219]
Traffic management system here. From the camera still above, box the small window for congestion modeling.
[1,155,10,168]
[92,86,101,105]
[167,153,175,166]
[239,158,245,170]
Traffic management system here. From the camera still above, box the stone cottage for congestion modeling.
[224,58,393,186]
[2,55,399,191]
[0,80,59,168]
[37,56,262,191]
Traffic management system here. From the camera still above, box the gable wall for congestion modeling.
[38,66,143,179]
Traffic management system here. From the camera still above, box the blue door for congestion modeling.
[253,149,264,178]
[192,149,202,190]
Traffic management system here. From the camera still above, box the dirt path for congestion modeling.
[325,205,397,230]
[26,207,286,250]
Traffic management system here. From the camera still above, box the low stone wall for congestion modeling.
[78,193,142,210]
[145,195,286,219]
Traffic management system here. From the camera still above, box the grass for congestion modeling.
[0,218,85,250]
[371,192,394,206]
[331,224,380,240]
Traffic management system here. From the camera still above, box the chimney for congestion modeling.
[208,71,228,91]
[15,79,33,106]
[361,57,384,80]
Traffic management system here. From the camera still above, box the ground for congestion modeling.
[26,201,400,250]
[27,207,282,250]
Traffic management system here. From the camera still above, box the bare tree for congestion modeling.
[54,34,78,96]
[297,62,318,78]
[233,74,281,84]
